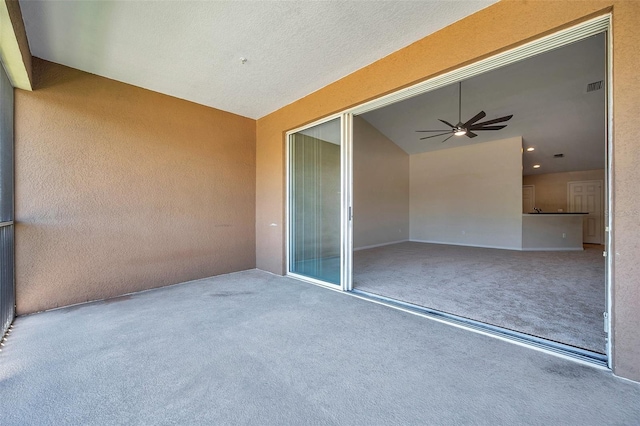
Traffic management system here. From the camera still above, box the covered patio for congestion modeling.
[1,271,638,424]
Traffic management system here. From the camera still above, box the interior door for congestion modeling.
[288,118,343,286]
[568,180,603,244]
[522,185,535,213]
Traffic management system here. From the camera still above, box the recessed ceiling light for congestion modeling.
[533,164,541,169]
[526,147,535,152]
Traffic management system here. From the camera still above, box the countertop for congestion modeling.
[524,212,588,216]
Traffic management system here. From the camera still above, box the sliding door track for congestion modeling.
[350,289,608,367]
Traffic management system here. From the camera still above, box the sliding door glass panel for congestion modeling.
[290,118,341,285]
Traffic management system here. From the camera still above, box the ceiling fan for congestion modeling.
[416,82,513,143]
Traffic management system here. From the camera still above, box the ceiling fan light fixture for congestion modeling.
[415,81,513,143]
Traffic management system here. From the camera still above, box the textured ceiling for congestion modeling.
[19,0,497,119]
[361,33,606,175]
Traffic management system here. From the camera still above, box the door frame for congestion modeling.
[344,14,612,366]
[285,14,613,367]
[342,14,613,366]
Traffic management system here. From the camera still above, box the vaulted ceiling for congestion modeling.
[361,33,606,175]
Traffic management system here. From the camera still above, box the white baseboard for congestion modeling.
[411,239,584,252]
[409,239,521,251]
[354,239,410,251]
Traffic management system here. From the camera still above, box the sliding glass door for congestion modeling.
[288,117,350,287]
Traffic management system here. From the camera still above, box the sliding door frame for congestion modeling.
[285,14,612,367]
[341,14,613,367]
[285,113,353,292]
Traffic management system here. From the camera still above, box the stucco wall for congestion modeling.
[15,59,256,314]
[255,1,640,381]
[353,116,409,249]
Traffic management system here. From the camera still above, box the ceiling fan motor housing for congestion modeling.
[416,81,513,142]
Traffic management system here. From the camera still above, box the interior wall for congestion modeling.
[353,116,409,249]
[14,59,256,314]
[256,1,640,380]
[523,169,605,212]
[410,137,523,249]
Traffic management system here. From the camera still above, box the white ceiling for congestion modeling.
[19,0,497,119]
[361,33,606,175]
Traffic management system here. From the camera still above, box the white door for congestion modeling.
[522,185,535,213]
[568,180,603,244]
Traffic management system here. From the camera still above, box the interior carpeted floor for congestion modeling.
[1,270,638,425]
[354,242,605,353]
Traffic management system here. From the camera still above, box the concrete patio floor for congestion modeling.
[1,270,638,425]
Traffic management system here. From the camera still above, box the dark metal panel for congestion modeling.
[0,63,15,337]
[0,224,14,335]
[0,62,13,222]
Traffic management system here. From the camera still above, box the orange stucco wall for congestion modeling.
[15,59,256,314]
[256,1,640,381]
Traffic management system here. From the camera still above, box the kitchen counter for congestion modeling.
[522,213,586,251]
[525,212,588,215]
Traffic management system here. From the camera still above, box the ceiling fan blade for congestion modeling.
[441,134,454,144]
[416,130,451,132]
[463,111,486,128]
[469,125,507,131]
[420,131,452,140]
[473,115,513,127]
[438,119,456,128]
[465,131,478,138]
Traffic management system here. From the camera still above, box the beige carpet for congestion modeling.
[354,242,606,353]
